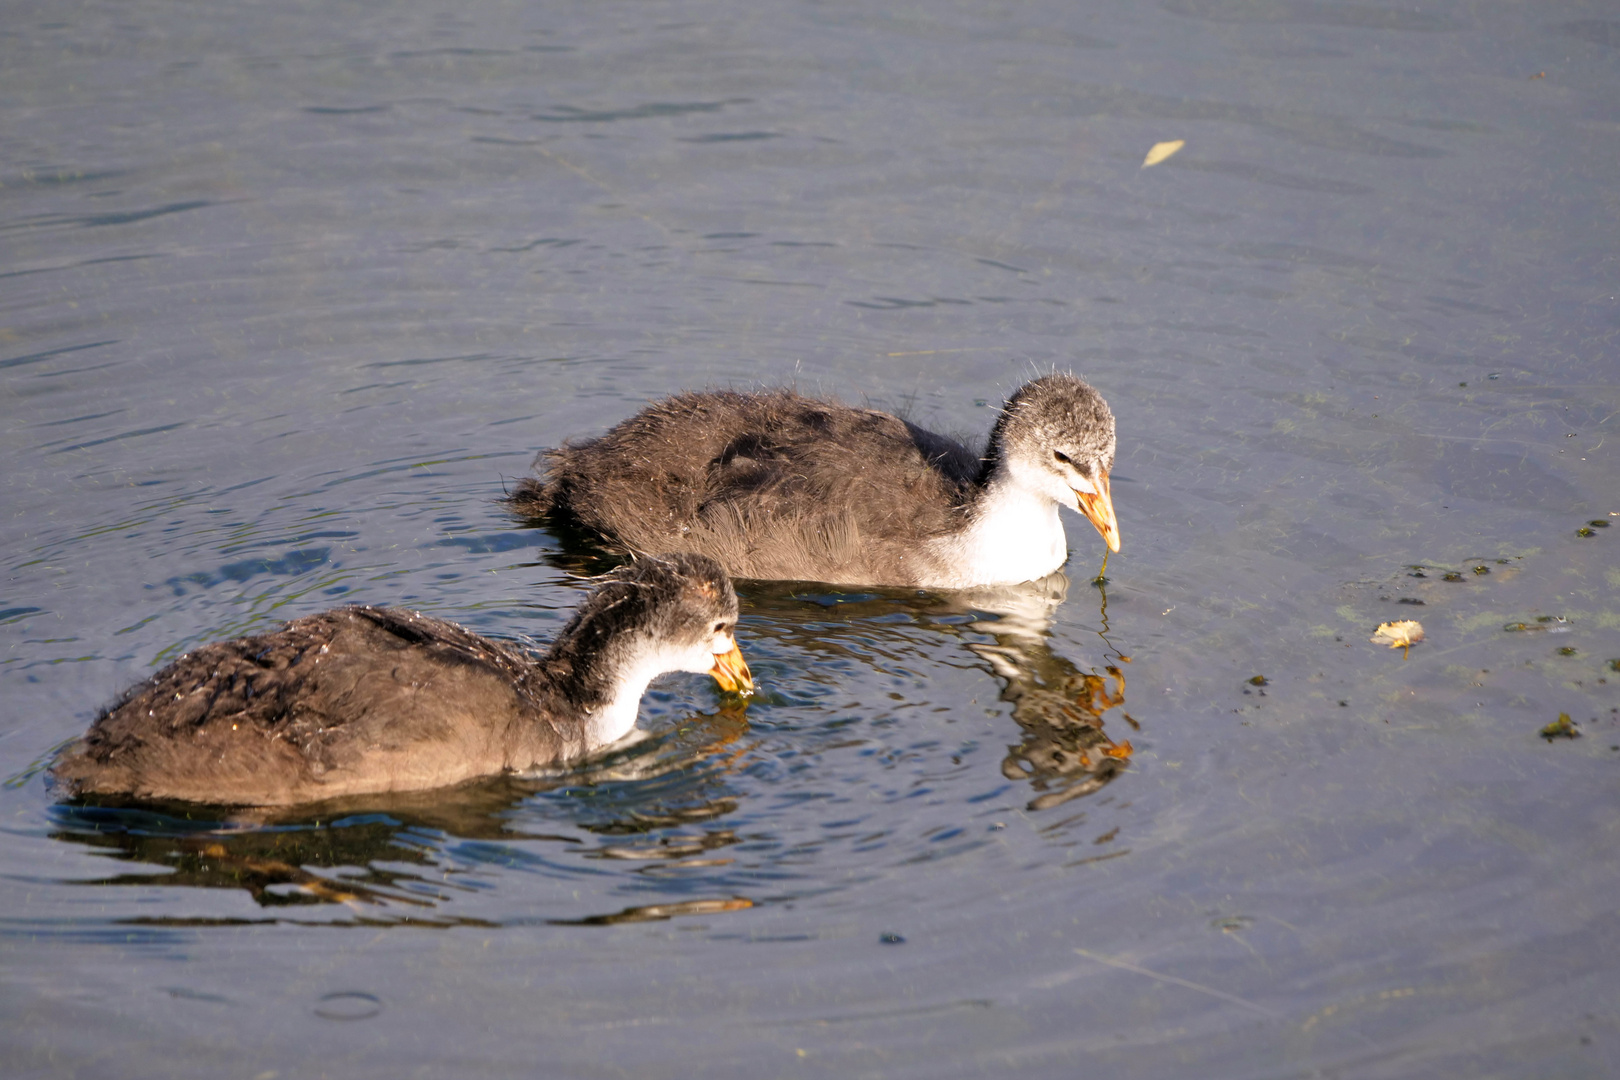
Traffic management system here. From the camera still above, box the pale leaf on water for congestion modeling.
[1371,619,1425,657]
[1142,139,1185,167]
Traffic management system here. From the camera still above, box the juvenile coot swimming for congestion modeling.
[510,374,1119,588]
[52,554,752,807]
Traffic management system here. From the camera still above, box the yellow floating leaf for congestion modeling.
[1371,619,1425,657]
[1142,139,1185,168]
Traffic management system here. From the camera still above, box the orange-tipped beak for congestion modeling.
[709,639,754,695]
[1074,473,1120,553]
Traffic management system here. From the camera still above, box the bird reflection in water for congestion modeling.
[46,703,755,924]
[744,568,1135,812]
[538,497,1135,812]
[961,574,1134,811]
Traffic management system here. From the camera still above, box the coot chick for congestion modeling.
[510,374,1118,588]
[52,554,753,807]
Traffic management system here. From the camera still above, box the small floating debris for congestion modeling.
[1248,675,1268,686]
[1472,565,1490,575]
[1142,139,1185,167]
[1503,616,1570,633]
[1371,620,1424,657]
[1539,714,1580,741]
[1442,572,1464,582]
[1556,647,1578,657]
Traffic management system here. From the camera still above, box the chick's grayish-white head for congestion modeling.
[565,553,753,747]
[615,554,748,686]
[991,374,1120,552]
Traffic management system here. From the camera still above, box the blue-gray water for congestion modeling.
[3,1,1618,1077]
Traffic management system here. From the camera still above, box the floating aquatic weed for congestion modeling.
[1443,572,1464,582]
[1540,714,1580,740]
[1472,565,1490,575]
[1556,647,1578,657]
[1248,675,1267,686]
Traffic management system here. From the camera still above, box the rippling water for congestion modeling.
[3,1,1618,1076]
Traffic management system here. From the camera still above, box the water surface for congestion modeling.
[3,1,1618,1076]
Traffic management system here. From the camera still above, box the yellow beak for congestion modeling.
[1074,472,1120,553]
[709,639,755,695]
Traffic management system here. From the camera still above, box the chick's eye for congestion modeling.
[1053,450,1072,465]
[713,621,728,634]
